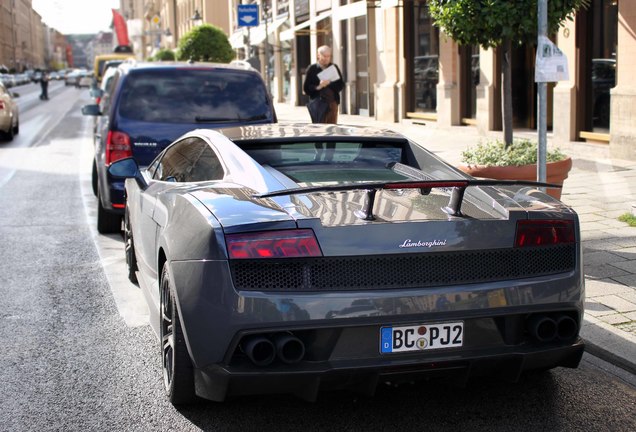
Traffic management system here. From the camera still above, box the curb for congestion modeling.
[581,316,636,375]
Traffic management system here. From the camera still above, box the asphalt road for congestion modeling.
[0,84,634,432]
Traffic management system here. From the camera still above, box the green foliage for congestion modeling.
[618,213,636,227]
[176,24,234,63]
[151,49,176,61]
[461,139,567,166]
[427,0,590,48]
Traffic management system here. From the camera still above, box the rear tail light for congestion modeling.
[226,229,322,259]
[106,130,132,165]
[0,101,5,110]
[515,220,575,247]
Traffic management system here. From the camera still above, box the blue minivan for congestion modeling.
[82,61,276,233]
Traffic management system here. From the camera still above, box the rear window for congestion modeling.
[117,68,273,123]
[240,141,406,184]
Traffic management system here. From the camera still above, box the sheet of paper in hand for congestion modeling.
[317,65,340,82]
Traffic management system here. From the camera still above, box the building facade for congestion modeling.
[1,0,632,160]
[0,0,65,72]
[220,0,634,161]
[121,0,230,57]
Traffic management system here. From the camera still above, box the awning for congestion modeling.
[230,16,288,49]
[280,11,332,41]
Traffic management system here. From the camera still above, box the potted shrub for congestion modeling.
[457,139,572,199]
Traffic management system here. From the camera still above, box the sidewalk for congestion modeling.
[274,102,636,374]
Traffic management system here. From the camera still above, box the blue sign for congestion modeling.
[237,4,259,27]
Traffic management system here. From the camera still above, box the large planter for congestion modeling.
[457,157,573,200]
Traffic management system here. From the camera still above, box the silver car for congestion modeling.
[110,124,584,406]
[0,82,19,140]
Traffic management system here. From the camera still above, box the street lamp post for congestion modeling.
[191,9,203,27]
[263,2,271,96]
[537,0,547,187]
[164,28,173,49]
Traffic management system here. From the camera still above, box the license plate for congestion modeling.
[380,322,464,354]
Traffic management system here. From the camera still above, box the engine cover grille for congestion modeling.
[229,245,577,292]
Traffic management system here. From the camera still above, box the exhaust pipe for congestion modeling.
[527,315,557,342]
[556,315,578,340]
[242,336,276,366]
[273,333,305,364]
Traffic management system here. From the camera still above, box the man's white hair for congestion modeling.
[317,45,332,55]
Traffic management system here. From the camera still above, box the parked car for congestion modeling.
[81,61,277,233]
[77,71,94,88]
[65,70,82,86]
[0,81,19,140]
[109,124,584,405]
[0,74,15,88]
[93,52,134,84]
[90,66,119,105]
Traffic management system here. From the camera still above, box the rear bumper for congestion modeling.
[169,256,585,402]
[193,339,585,401]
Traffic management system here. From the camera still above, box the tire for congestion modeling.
[13,118,19,135]
[97,190,122,234]
[5,124,14,141]
[124,208,138,283]
[160,265,196,405]
[91,162,98,196]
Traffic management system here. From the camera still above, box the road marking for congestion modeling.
[78,115,150,328]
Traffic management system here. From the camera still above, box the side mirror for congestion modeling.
[107,157,148,190]
[11,92,19,98]
[81,104,101,116]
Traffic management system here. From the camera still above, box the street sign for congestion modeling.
[238,4,259,27]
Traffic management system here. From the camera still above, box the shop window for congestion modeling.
[355,16,369,115]
[410,1,439,113]
[461,45,480,122]
[585,0,618,133]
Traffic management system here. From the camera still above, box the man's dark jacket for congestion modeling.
[303,63,344,104]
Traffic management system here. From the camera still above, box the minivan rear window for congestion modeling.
[118,68,273,123]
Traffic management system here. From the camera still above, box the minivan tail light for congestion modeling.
[226,229,322,259]
[106,130,132,165]
[0,101,5,110]
[515,220,575,247]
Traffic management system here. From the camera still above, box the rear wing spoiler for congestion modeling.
[254,179,561,220]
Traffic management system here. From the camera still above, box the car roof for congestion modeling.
[200,123,408,142]
[118,60,257,74]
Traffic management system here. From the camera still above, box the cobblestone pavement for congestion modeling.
[560,155,636,336]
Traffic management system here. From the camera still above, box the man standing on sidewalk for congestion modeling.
[303,45,344,123]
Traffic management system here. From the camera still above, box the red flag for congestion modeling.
[112,9,130,47]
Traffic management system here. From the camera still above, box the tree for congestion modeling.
[427,0,589,147]
[151,48,176,61]
[176,24,234,63]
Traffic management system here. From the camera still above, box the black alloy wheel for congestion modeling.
[160,265,196,405]
[124,208,138,283]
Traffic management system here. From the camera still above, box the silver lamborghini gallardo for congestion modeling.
[109,124,584,405]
